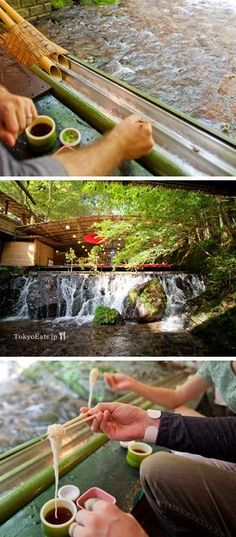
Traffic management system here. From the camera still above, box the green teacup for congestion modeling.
[126,441,153,468]
[40,498,77,537]
[25,115,56,155]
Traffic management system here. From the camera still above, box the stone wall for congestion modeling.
[9,0,52,21]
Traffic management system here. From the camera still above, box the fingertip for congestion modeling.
[4,134,16,147]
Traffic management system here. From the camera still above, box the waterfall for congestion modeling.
[1,272,205,331]
[3,276,36,321]
[76,272,152,324]
[158,274,205,331]
[59,275,79,317]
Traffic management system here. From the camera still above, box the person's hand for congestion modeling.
[80,402,151,441]
[112,115,154,160]
[0,87,38,146]
[69,500,148,537]
[104,372,134,392]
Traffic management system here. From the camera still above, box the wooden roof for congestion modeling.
[17,215,135,247]
[0,191,34,219]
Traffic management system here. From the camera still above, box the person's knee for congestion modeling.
[140,451,173,491]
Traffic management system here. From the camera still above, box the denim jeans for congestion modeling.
[140,451,236,537]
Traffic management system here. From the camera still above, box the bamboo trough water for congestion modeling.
[0,371,188,524]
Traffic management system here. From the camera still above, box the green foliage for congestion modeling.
[93,306,121,325]
[65,247,76,271]
[87,246,101,270]
[207,253,236,296]
[0,180,235,305]
[78,257,89,269]
[51,0,64,9]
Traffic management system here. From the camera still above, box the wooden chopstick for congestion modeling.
[66,414,97,431]
[65,412,90,428]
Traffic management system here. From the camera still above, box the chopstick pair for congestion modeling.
[66,412,97,430]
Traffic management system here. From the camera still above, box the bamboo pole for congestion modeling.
[0,6,14,28]
[39,56,62,81]
[0,0,24,23]
[51,53,71,69]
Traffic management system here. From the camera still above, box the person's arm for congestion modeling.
[157,413,236,462]
[54,115,154,176]
[0,114,153,177]
[69,501,148,537]
[0,144,67,177]
[104,372,212,408]
[81,402,236,463]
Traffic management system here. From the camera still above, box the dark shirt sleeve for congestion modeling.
[157,413,236,462]
[0,145,67,176]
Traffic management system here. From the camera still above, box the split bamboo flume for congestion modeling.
[0,372,187,525]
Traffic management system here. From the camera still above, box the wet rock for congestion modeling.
[125,278,167,323]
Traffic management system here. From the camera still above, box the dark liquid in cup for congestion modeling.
[45,507,72,525]
[133,449,145,453]
[30,123,52,137]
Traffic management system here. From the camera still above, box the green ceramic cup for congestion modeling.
[25,115,56,155]
[40,498,77,537]
[126,441,153,468]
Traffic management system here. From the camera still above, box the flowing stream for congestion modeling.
[36,0,236,137]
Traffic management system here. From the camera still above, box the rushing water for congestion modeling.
[1,272,205,330]
[36,0,236,137]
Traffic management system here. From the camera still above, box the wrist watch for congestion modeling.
[143,409,161,443]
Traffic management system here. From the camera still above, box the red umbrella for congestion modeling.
[83,233,107,244]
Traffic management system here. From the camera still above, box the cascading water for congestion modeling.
[158,274,205,331]
[3,276,37,321]
[1,272,205,331]
[74,273,150,323]
[59,272,152,324]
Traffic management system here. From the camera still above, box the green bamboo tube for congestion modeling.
[30,65,187,176]
[68,55,235,147]
[0,428,91,485]
[0,435,44,462]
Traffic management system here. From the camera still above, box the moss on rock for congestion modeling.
[125,278,167,323]
[93,305,123,325]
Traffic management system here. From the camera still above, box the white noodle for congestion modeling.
[88,367,99,408]
[47,424,66,518]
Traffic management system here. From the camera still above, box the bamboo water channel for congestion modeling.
[32,58,236,177]
[0,370,188,524]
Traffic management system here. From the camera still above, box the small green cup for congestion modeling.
[40,498,77,537]
[126,441,153,469]
[25,115,56,155]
